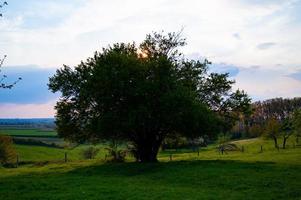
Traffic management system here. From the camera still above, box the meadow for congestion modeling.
[0,134,300,200]
[0,128,57,137]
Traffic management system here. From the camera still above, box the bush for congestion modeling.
[82,147,99,159]
[217,133,240,154]
[248,124,264,138]
[13,138,62,148]
[162,135,188,150]
[0,135,17,165]
[105,141,127,162]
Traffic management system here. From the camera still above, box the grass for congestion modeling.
[160,137,301,165]
[15,144,109,163]
[0,129,57,137]
[0,137,300,199]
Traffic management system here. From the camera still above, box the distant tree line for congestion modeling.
[250,98,301,125]
[231,97,301,149]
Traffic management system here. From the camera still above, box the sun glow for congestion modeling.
[137,49,148,58]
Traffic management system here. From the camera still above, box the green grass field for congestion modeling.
[0,138,300,200]
[0,129,57,137]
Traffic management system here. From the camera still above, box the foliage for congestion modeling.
[49,31,250,162]
[105,140,127,162]
[217,133,231,144]
[0,1,8,17]
[82,146,99,159]
[0,135,16,165]
[162,134,188,150]
[217,133,240,153]
[280,118,294,149]
[250,97,301,126]
[247,99,301,143]
[263,118,281,148]
[13,138,62,148]
[248,124,264,138]
[292,109,301,144]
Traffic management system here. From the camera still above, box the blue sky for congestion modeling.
[0,0,301,118]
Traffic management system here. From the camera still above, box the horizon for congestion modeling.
[0,0,301,118]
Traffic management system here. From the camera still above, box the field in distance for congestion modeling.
[0,128,57,137]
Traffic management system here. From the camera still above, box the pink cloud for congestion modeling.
[0,101,55,118]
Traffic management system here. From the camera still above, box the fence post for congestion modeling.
[64,152,68,163]
[169,154,172,161]
[197,148,200,157]
[260,145,263,153]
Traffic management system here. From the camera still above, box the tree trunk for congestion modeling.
[273,136,278,149]
[283,137,287,149]
[134,139,162,163]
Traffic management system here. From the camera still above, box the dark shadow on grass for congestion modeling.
[64,159,278,178]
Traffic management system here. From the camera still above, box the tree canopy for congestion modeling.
[49,31,251,162]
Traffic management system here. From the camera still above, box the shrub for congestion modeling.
[217,133,240,154]
[105,141,127,162]
[248,124,264,138]
[162,135,188,150]
[82,147,99,159]
[105,148,126,162]
[0,135,17,165]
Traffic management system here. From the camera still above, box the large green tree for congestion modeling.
[49,31,250,162]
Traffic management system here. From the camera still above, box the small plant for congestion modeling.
[105,140,127,162]
[82,147,99,159]
[0,135,17,166]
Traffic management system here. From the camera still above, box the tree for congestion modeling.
[280,118,294,149]
[248,124,264,138]
[250,98,301,126]
[292,109,301,144]
[0,135,16,165]
[263,118,281,149]
[0,1,21,88]
[0,1,8,17]
[49,31,250,162]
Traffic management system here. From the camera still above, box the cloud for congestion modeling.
[0,0,301,117]
[287,70,301,81]
[256,42,277,50]
[235,66,301,101]
[0,101,56,118]
[233,33,241,40]
[1,0,300,68]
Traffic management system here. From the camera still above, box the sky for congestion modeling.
[0,0,301,118]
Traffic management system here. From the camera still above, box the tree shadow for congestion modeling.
[64,159,277,177]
